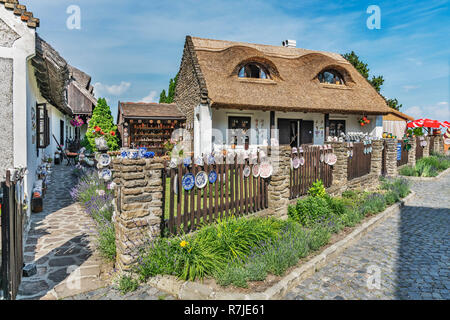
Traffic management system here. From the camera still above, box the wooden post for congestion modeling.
[324,113,330,142]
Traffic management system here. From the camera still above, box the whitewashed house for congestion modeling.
[174,37,393,157]
[0,1,96,230]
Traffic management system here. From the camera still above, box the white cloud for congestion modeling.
[404,106,423,119]
[402,85,420,92]
[437,101,448,106]
[140,90,158,103]
[93,81,131,97]
[406,58,423,66]
[404,102,450,121]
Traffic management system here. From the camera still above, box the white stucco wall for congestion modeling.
[329,114,382,138]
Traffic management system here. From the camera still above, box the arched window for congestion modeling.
[318,69,344,85]
[238,63,270,79]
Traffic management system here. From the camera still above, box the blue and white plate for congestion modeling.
[208,170,218,184]
[183,157,192,167]
[139,147,147,158]
[182,173,195,191]
[99,168,112,181]
[208,155,215,165]
[195,171,208,189]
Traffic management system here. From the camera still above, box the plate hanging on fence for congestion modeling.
[292,157,300,169]
[208,155,215,165]
[195,156,204,166]
[252,164,260,177]
[195,171,208,189]
[320,154,324,163]
[259,162,273,179]
[327,153,337,166]
[99,153,111,167]
[208,170,218,184]
[299,157,305,166]
[243,165,251,178]
[182,173,195,191]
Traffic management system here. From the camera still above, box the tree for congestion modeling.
[86,98,119,151]
[343,51,401,110]
[159,73,179,104]
[386,98,403,111]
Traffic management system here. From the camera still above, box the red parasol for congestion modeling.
[407,118,441,128]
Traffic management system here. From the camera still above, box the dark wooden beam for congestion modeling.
[324,113,330,141]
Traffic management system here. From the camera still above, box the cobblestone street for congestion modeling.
[17,164,110,300]
[285,172,450,300]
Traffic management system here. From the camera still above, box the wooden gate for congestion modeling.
[1,169,25,300]
[397,140,409,167]
[415,137,424,160]
[290,145,333,199]
[381,140,387,176]
[348,142,372,180]
[162,153,269,236]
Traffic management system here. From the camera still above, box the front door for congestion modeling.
[278,119,298,147]
[300,120,314,145]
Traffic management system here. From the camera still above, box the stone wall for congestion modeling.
[0,57,14,180]
[423,136,430,158]
[112,157,165,271]
[267,146,291,217]
[330,142,348,187]
[384,139,398,177]
[407,137,417,168]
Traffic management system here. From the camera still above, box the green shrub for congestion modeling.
[381,177,410,198]
[399,165,417,177]
[97,223,116,261]
[118,275,139,294]
[359,193,386,216]
[215,264,249,288]
[422,165,438,177]
[325,195,354,216]
[308,225,331,251]
[340,209,363,227]
[384,191,399,206]
[292,196,333,227]
[308,180,326,198]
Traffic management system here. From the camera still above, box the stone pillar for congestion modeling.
[384,139,398,177]
[407,137,416,167]
[267,145,291,217]
[112,157,165,271]
[330,142,348,187]
[423,136,430,157]
[370,140,383,175]
[437,136,444,155]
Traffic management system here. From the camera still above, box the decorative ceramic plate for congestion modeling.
[243,165,251,178]
[292,147,298,154]
[215,155,223,165]
[182,173,195,191]
[195,171,208,189]
[183,157,192,167]
[364,148,367,154]
[292,157,300,169]
[195,156,204,166]
[128,150,139,159]
[252,164,260,177]
[327,153,337,166]
[320,154,324,162]
[121,151,128,159]
[208,155,215,165]
[260,163,273,179]
[99,169,112,181]
[298,156,304,166]
[139,147,147,157]
[99,153,111,167]
[208,170,218,184]
[169,159,178,168]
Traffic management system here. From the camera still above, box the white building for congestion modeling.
[0,1,96,230]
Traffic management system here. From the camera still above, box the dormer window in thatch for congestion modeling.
[238,63,270,79]
[318,69,344,85]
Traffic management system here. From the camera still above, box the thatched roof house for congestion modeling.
[174,36,395,156]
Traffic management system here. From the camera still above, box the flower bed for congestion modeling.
[120,177,410,293]
[70,168,116,262]
[399,153,450,177]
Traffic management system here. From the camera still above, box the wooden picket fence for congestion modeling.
[415,137,424,160]
[347,142,372,180]
[162,153,269,236]
[397,140,409,167]
[289,145,333,199]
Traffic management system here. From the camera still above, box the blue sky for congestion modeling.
[23,0,449,121]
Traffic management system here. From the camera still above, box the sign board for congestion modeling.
[397,143,402,161]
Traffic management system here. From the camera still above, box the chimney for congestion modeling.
[282,40,296,48]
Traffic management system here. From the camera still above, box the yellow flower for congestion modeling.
[180,240,188,248]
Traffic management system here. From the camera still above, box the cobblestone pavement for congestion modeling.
[17,164,109,300]
[285,172,450,300]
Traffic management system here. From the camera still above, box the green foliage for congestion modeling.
[118,276,139,294]
[98,224,116,261]
[359,193,386,216]
[387,98,403,111]
[159,73,179,103]
[86,98,119,151]
[291,196,332,227]
[384,191,399,206]
[399,165,417,177]
[80,135,94,153]
[308,180,326,198]
[308,225,331,251]
[369,75,384,93]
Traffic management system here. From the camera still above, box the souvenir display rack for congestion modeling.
[126,119,185,156]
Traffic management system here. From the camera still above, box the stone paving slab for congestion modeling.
[17,164,109,300]
[285,173,450,300]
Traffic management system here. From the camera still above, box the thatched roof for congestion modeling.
[1,0,40,28]
[118,102,186,119]
[384,109,414,121]
[183,36,393,115]
[31,35,96,116]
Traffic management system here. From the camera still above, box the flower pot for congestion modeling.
[95,137,109,151]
